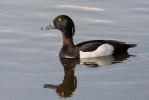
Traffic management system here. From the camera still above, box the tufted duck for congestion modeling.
[41,15,137,58]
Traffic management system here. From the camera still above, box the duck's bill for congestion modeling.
[41,22,55,31]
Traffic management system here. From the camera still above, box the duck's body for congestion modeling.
[41,15,137,58]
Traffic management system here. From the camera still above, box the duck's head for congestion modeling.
[41,15,75,36]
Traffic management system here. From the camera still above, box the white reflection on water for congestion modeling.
[136,8,149,11]
[1,30,15,32]
[80,56,114,66]
[56,5,105,11]
[36,13,47,17]
[83,18,114,23]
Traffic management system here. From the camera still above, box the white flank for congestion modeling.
[56,5,105,11]
[80,44,114,58]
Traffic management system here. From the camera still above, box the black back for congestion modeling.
[76,40,137,54]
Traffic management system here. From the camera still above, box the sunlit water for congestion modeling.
[0,0,149,100]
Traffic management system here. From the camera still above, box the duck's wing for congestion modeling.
[76,40,137,54]
[76,40,105,52]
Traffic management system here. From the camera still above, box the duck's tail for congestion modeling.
[127,44,137,48]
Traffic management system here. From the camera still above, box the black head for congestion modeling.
[42,15,75,36]
[54,15,75,35]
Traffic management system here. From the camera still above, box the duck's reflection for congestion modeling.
[44,52,134,98]
[80,52,134,67]
[44,59,78,97]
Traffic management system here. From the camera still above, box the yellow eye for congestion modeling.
[58,18,62,22]
[61,92,64,96]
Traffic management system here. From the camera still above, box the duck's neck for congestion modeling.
[62,32,75,47]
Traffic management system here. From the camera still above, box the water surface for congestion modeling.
[0,0,149,100]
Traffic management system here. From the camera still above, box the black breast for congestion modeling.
[59,45,79,58]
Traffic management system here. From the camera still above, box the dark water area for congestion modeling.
[0,0,149,100]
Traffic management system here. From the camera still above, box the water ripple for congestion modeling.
[136,8,149,11]
[83,18,114,23]
[56,5,105,11]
